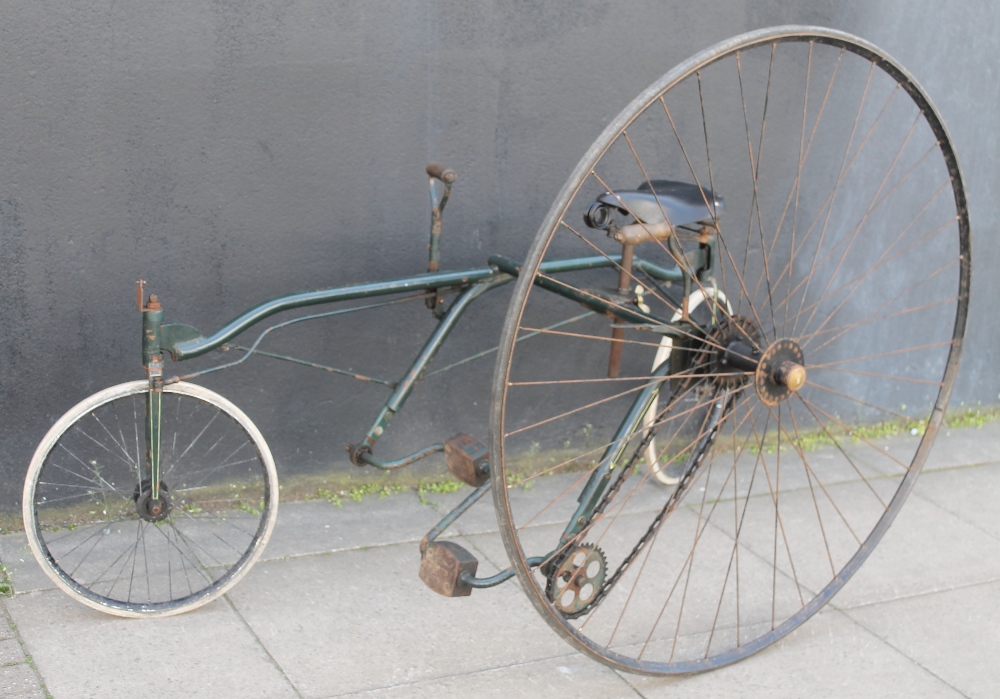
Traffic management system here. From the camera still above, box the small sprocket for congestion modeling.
[546,543,607,616]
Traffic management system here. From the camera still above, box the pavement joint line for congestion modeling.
[461,536,507,574]
[223,593,306,699]
[921,458,1000,474]
[909,480,1000,544]
[831,575,1000,612]
[829,605,973,698]
[615,670,657,698]
[0,598,51,699]
[313,648,636,698]
[258,531,487,565]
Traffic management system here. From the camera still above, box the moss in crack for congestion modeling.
[416,478,464,506]
[0,564,12,598]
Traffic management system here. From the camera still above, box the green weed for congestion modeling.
[417,478,464,505]
[318,482,407,506]
[0,564,13,598]
[945,403,1000,429]
[317,487,342,508]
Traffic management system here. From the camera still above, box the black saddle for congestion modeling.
[596,180,723,227]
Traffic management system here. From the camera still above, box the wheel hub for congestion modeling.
[755,339,807,406]
[705,319,807,405]
[133,480,172,522]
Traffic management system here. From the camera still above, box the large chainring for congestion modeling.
[545,543,607,615]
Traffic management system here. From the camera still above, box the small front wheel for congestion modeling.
[23,381,279,617]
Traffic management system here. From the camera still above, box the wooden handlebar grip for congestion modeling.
[426,162,457,184]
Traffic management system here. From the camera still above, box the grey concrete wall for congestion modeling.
[1,1,997,511]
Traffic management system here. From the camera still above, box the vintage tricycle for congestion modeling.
[22,27,969,675]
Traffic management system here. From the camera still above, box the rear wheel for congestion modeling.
[24,380,278,617]
[491,26,969,674]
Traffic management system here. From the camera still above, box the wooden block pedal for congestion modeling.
[444,433,490,487]
[419,541,478,597]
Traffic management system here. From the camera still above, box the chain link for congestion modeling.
[554,388,735,619]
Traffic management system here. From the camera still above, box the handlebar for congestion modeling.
[426,162,457,184]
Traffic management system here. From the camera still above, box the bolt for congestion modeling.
[774,361,807,392]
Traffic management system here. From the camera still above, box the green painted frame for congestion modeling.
[136,233,716,585]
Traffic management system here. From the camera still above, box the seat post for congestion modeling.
[608,243,634,378]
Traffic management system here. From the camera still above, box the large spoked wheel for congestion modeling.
[24,381,279,618]
[491,26,969,674]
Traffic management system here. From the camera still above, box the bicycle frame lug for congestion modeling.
[145,355,164,387]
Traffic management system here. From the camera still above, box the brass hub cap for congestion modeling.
[755,339,807,406]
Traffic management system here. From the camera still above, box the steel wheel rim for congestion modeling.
[491,25,970,674]
[24,381,279,617]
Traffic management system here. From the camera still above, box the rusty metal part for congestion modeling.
[755,339,806,406]
[607,244,635,378]
[559,390,736,618]
[444,433,490,487]
[133,480,171,523]
[346,442,373,467]
[419,541,478,597]
[426,162,456,314]
[612,220,673,245]
[546,544,607,615]
[425,162,457,184]
[135,279,146,311]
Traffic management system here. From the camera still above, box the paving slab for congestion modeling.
[623,610,965,698]
[830,482,1000,609]
[0,636,26,665]
[914,459,1000,541]
[340,653,641,698]
[0,488,447,596]
[0,663,46,699]
[226,536,578,698]
[920,422,1000,472]
[261,490,444,561]
[0,533,52,594]
[5,588,298,699]
[2,422,998,698]
[846,579,1000,699]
